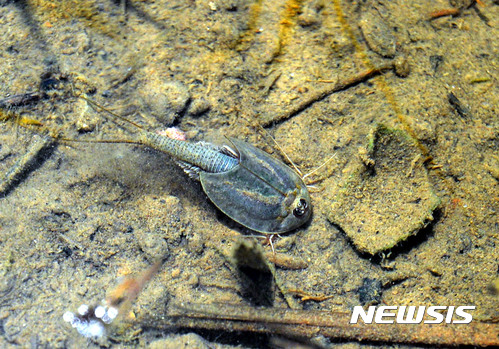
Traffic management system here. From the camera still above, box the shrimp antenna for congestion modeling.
[239,113,303,176]
[251,119,337,185]
[56,137,141,145]
[303,152,336,180]
[258,125,303,176]
[80,95,144,130]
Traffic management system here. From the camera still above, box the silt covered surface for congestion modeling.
[0,0,498,348]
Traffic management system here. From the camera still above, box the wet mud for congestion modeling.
[0,0,498,348]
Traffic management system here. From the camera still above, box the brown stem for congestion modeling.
[142,302,498,347]
[261,65,393,127]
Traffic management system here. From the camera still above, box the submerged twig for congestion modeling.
[428,8,460,20]
[0,91,46,109]
[144,302,498,347]
[0,134,56,197]
[262,64,393,127]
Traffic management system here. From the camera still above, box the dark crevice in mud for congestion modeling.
[178,328,270,349]
[0,319,5,339]
[172,98,192,126]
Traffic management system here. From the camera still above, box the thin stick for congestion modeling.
[0,135,56,197]
[143,302,499,347]
[262,65,393,127]
[0,91,46,109]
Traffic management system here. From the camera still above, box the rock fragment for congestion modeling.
[359,10,397,58]
[138,79,190,125]
[328,125,440,255]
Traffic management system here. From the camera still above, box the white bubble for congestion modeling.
[94,306,106,319]
[63,311,75,323]
[107,307,119,320]
[77,304,89,316]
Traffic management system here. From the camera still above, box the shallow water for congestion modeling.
[0,1,497,347]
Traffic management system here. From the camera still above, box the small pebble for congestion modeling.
[187,97,211,116]
[76,119,95,133]
[298,7,321,27]
[359,10,397,58]
[138,79,190,125]
[394,56,410,77]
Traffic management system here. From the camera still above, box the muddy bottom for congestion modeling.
[0,0,497,348]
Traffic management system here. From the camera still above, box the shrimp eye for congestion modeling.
[293,198,309,218]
